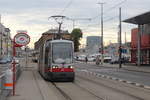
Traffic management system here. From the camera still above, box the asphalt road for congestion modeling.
[75,62,150,86]
[7,59,150,100]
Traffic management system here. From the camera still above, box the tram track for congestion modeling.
[45,72,148,100]
[46,76,146,100]
[76,75,145,100]
[52,82,72,100]
[73,82,105,100]
[49,82,104,100]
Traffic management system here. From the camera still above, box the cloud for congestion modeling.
[0,0,150,48]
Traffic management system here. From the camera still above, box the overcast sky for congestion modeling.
[0,0,150,48]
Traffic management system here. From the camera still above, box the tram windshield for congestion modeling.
[52,42,73,64]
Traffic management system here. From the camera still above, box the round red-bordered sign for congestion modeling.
[14,33,30,46]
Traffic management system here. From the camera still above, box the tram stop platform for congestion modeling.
[7,62,61,100]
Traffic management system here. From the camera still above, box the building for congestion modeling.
[123,11,150,66]
[86,36,101,53]
[5,28,12,57]
[0,24,12,58]
[34,29,71,51]
[131,28,150,65]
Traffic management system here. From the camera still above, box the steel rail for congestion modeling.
[52,83,72,100]
[76,75,144,100]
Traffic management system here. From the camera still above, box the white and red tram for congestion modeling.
[38,39,75,81]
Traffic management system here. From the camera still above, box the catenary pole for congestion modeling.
[119,7,122,68]
[98,2,105,65]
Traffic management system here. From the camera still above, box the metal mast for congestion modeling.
[119,7,122,68]
[98,2,105,65]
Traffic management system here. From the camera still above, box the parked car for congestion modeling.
[0,58,8,64]
[6,57,13,63]
[110,57,129,64]
[104,56,111,63]
[110,60,119,64]
[77,55,86,61]
[0,57,12,64]
[87,55,96,62]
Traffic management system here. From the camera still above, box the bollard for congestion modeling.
[0,74,5,99]
[4,69,13,90]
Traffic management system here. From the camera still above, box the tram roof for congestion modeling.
[123,11,150,25]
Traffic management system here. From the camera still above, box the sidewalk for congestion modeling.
[7,60,62,100]
[85,61,150,73]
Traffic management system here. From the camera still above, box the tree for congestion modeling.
[71,28,83,52]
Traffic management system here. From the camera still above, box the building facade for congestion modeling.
[34,29,71,51]
[131,28,150,65]
[0,24,12,58]
[86,36,101,53]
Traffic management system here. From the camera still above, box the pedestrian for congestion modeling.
[96,55,100,65]
[85,56,88,63]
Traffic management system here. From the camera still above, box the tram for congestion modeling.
[38,39,75,81]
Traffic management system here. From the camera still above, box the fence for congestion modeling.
[0,64,22,100]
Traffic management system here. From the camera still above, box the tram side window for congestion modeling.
[45,47,49,65]
[48,44,51,66]
[39,47,43,64]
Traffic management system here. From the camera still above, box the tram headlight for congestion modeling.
[52,65,58,68]
[68,66,73,69]
[52,66,55,68]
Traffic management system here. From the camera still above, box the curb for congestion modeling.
[85,62,150,73]
[78,70,150,90]
[122,68,150,74]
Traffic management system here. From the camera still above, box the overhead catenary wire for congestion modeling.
[79,14,118,29]
[90,0,127,20]
[104,0,127,15]
[104,15,119,22]
[59,0,74,15]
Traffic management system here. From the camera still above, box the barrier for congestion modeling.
[0,73,6,100]
[0,64,22,100]
[5,69,13,90]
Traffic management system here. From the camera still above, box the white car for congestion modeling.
[104,56,111,63]
[87,56,95,62]
[77,55,86,61]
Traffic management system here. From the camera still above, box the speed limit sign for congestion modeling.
[14,33,30,46]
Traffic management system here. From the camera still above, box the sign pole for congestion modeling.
[12,31,30,96]
[12,41,16,96]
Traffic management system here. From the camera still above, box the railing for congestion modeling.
[0,64,22,100]
[0,72,7,100]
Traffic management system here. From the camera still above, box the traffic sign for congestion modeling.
[12,32,30,95]
[14,33,30,46]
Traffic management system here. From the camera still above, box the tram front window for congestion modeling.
[52,43,73,64]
